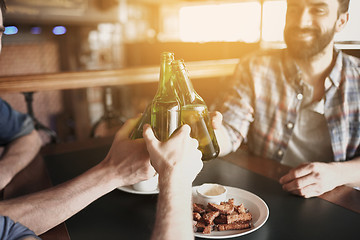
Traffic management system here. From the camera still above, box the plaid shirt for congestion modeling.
[220,48,360,162]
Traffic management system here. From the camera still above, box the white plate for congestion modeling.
[193,186,269,239]
[117,185,159,195]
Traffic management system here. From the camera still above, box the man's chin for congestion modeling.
[287,43,314,59]
[287,37,314,47]
[292,44,309,51]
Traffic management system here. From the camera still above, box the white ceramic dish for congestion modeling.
[117,185,159,195]
[132,174,159,192]
[193,186,269,239]
[196,183,227,205]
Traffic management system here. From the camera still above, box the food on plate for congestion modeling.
[193,212,202,221]
[208,201,234,215]
[203,211,220,225]
[217,222,251,231]
[193,203,206,214]
[193,198,252,234]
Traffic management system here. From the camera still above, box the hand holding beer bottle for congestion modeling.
[130,53,219,161]
[171,59,220,161]
[150,52,181,141]
[130,52,180,141]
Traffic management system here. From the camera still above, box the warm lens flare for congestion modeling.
[262,1,287,42]
[179,2,261,42]
[174,0,359,45]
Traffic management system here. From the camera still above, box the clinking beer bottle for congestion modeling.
[150,52,181,141]
[129,104,151,139]
[171,59,219,161]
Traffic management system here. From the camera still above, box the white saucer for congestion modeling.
[117,185,159,195]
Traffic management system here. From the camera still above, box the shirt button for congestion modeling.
[286,122,294,130]
[297,93,303,100]
[277,149,284,157]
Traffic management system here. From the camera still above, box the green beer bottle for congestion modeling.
[151,52,181,141]
[129,104,151,139]
[171,59,219,161]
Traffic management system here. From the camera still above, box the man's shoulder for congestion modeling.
[341,51,360,68]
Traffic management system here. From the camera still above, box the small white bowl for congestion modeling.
[196,183,227,205]
[132,174,159,192]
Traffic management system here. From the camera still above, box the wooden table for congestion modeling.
[31,138,360,240]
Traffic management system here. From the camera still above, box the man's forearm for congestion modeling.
[0,161,118,235]
[151,177,194,240]
[332,158,360,187]
[1,130,42,179]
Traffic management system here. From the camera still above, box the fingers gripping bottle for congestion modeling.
[171,59,219,161]
[150,52,181,141]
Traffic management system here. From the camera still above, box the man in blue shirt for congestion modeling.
[0,98,42,191]
[0,216,40,240]
[0,2,43,238]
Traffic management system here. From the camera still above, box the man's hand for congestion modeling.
[209,111,223,130]
[0,117,155,235]
[209,111,234,156]
[143,124,203,184]
[101,117,155,187]
[279,162,343,198]
[144,124,202,240]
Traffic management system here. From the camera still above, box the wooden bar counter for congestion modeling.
[0,59,238,93]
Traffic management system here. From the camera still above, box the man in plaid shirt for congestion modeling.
[213,0,360,198]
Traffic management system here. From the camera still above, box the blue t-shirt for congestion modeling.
[0,98,34,146]
[0,215,40,240]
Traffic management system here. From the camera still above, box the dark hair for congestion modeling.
[338,0,350,14]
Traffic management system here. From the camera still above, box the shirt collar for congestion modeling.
[328,48,342,88]
[282,48,343,89]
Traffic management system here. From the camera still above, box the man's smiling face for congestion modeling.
[284,0,342,59]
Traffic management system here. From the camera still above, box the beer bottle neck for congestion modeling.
[172,61,204,106]
[155,52,176,100]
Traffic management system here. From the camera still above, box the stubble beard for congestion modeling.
[284,24,336,60]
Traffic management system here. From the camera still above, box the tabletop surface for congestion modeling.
[43,144,360,240]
